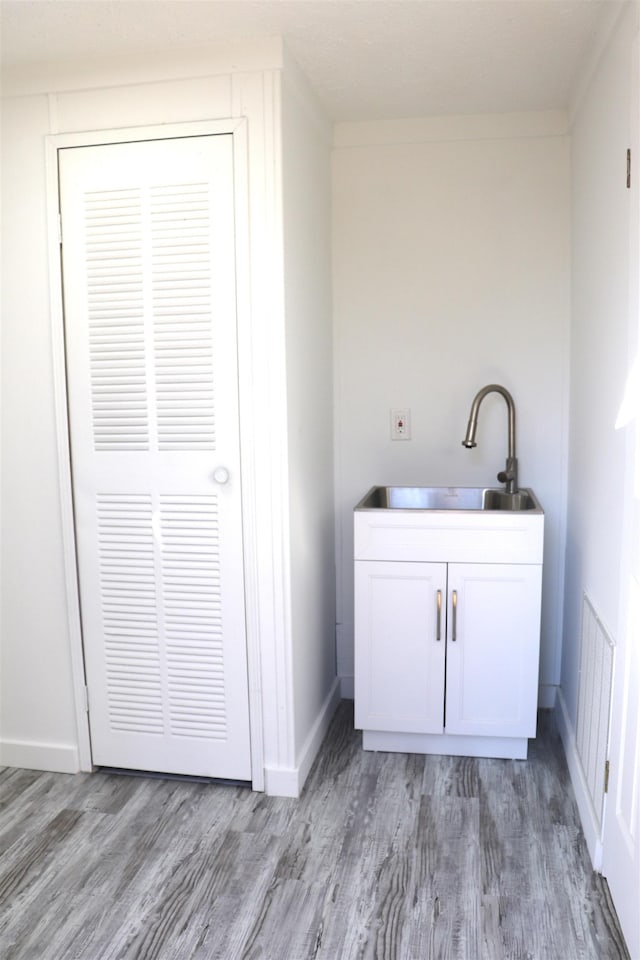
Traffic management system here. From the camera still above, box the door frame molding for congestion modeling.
[45,118,265,788]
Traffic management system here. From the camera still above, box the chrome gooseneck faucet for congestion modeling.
[462,384,518,494]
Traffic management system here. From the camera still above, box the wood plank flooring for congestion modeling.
[0,702,630,959]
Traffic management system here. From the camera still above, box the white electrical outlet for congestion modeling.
[391,408,411,440]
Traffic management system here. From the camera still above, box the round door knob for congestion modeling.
[213,466,230,485]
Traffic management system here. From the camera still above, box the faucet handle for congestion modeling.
[497,457,518,494]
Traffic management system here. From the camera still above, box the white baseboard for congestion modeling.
[0,738,80,774]
[262,765,300,798]
[263,677,341,798]
[555,687,603,870]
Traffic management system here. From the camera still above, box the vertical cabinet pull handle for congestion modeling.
[436,589,442,641]
[452,589,458,641]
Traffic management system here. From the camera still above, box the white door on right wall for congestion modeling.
[602,524,640,960]
[601,32,640,958]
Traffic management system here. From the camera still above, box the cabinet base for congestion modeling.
[362,729,529,760]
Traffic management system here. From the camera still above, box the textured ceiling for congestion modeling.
[0,0,615,120]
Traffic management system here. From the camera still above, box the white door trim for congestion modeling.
[45,118,265,789]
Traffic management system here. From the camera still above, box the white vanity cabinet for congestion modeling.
[354,498,544,759]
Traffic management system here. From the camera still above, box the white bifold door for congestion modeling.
[59,135,252,780]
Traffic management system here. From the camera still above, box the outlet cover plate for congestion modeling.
[391,408,411,440]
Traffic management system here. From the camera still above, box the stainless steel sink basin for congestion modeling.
[355,485,541,513]
[482,489,537,511]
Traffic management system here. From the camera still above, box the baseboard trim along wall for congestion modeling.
[0,681,343,796]
[0,738,80,775]
[264,677,341,798]
[556,687,604,870]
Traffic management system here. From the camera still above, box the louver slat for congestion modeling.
[151,184,216,452]
[161,495,227,739]
[84,189,149,451]
[97,494,229,741]
[97,495,162,734]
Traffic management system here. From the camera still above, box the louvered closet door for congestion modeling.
[59,136,251,780]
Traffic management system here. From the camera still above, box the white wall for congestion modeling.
[0,42,334,794]
[281,59,338,781]
[333,113,571,702]
[1,94,79,767]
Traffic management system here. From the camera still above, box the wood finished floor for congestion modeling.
[0,702,630,960]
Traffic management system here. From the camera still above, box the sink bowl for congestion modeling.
[481,489,537,511]
[355,486,541,513]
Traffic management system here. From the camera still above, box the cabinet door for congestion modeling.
[355,560,447,734]
[445,563,542,738]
